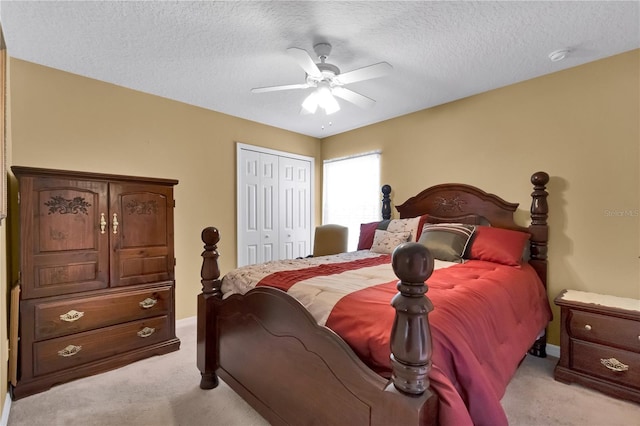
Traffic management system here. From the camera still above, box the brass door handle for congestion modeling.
[112,213,119,234]
[100,213,107,234]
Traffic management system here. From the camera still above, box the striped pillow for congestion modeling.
[418,223,476,263]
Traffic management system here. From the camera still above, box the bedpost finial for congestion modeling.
[202,227,220,246]
[381,184,392,220]
[392,242,434,284]
[531,171,549,187]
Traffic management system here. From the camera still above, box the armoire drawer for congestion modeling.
[33,315,171,376]
[569,310,640,352]
[28,285,173,341]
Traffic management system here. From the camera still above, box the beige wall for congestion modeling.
[5,58,321,322]
[322,49,640,345]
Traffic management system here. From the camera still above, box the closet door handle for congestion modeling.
[112,213,119,234]
[100,213,107,234]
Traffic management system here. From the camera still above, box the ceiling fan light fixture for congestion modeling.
[301,85,340,115]
[317,85,340,115]
[301,91,319,114]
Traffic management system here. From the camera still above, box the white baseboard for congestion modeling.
[546,343,560,358]
[0,392,11,426]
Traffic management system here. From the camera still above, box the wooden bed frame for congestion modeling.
[196,171,549,425]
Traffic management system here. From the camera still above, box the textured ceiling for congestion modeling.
[1,1,639,138]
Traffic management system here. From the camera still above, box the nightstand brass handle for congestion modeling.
[139,298,158,309]
[60,310,84,322]
[137,327,155,338]
[58,345,82,357]
[584,324,592,331]
[600,357,629,372]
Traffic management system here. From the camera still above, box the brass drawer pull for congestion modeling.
[58,345,82,357]
[584,324,592,331]
[600,357,629,372]
[59,310,85,322]
[139,298,158,309]
[137,327,155,338]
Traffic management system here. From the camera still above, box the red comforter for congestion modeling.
[256,255,552,426]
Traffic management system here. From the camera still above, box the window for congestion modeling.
[322,152,381,251]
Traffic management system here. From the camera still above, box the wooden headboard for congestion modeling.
[381,172,550,288]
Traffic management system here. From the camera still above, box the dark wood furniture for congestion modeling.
[197,171,549,426]
[10,166,181,399]
[554,289,640,403]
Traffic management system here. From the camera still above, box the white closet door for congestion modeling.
[279,156,312,259]
[238,150,279,266]
[259,152,279,262]
[237,144,313,267]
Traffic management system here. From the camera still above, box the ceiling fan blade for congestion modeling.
[251,83,310,93]
[334,62,393,85]
[287,47,323,78]
[332,87,376,109]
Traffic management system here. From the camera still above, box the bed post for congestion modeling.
[387,242,438,424]
[197,227,223,389]
[528,171,550,357]
[382,184,392,220]
[528,171,549,286]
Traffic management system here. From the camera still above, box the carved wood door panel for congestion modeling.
[20,176,109,299]
[109,183,174,287]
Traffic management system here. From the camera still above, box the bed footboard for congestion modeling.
[197,228,439,426]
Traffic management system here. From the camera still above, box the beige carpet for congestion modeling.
[7,317,640,426]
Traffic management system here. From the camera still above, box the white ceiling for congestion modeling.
[1,1,639,138]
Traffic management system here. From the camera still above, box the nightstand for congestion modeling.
[554,289,640,403]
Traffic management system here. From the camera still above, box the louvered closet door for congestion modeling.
[238,149,279,266]
[279,156,311,259]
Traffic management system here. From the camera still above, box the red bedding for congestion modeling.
[255,255,552,426]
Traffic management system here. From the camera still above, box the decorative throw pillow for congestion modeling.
[357,221,380,250]
[387,217,421,242]
[370,230,411,254]
[417,223,476,263]
[468,226,530,267]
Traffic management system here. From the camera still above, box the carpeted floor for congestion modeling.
[7,317,640,426]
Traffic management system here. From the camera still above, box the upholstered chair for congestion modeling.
[312,224,349,257]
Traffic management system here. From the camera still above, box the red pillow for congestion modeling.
[469,226,530,266]
[357,221,380,250]
[415,214,431,240]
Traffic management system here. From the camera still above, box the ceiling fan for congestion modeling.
[251,43,392,115]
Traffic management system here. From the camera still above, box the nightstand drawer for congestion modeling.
[569,310,640,352]
[32,315,171,376]
[572,340,640,390]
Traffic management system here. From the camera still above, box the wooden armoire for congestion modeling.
[10,166,180,399]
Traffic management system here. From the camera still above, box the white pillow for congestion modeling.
[370,230,411,254]
[386,217,421,242]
